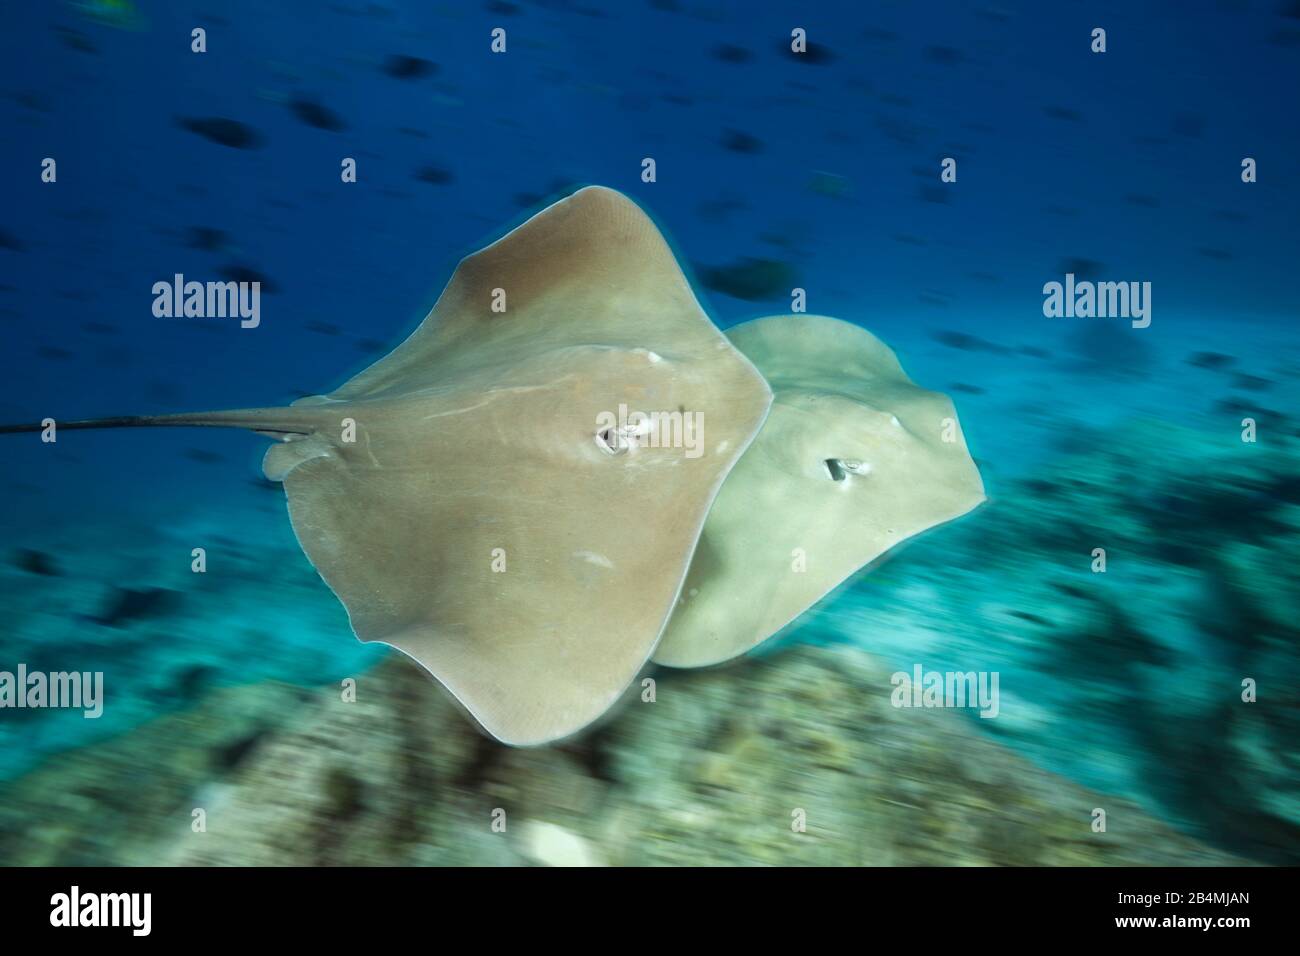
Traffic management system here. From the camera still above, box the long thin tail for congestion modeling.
[0,407,327,437]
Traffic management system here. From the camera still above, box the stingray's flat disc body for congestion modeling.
[265,187,771,744]
[652,314,984,669]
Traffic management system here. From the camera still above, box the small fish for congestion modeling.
[219,263,279,294]
[414,164,454,185]
[383,54,437,79]
[184,448,225,464]
[90,587,178,628]
[778,38,835,64]
[713,44,753,64]
[1231,373,1272,392]
[933,330,1011,355]
[54,26,98,53]
[924,45,964,65]
[1044,105,1084,122]
[1058,257,1104,281]
[697,257,797,301]
[290,96,347,132]
[12,548,60,576]
[176,116,265,150]
[72,0,145,30]
[186,226,228,252]
[721,129,762,154]
[1186,351,1236,370]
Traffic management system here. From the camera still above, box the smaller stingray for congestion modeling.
[652,314,985,669]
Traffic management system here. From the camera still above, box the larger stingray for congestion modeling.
[652,314,985,668]
[0,187,773,745]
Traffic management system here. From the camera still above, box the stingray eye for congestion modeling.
[595,427,627,456]
[824,458,870,481]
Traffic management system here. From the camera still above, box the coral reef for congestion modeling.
[0,515,382,782]
[0,647,1239,866]
[812,420,1300,863]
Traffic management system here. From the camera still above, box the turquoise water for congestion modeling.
[0,1,1297,863]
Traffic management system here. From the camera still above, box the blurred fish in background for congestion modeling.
[72,0,146,31]
[0,0,1296,866]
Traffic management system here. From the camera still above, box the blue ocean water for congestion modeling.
[1,1,1297,862]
